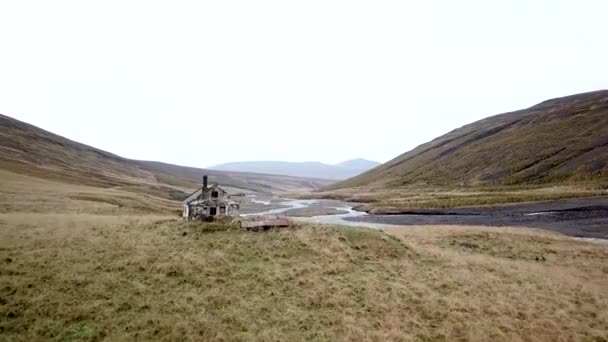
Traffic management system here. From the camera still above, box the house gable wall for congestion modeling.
[183,184,240,219]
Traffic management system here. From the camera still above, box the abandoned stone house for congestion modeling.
[182,176,240,220]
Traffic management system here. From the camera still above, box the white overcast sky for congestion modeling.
[1,1,606,167]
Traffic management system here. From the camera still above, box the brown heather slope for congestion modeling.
[330,90,608,191]
[0,114,332,200]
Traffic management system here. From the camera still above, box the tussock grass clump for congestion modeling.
[443,231,566,261]
[180,217,241,234]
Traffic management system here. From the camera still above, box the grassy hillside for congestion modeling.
[0,169,180,215]
[1,177,607,340]
[331,90,608,190]
[0,114,332,198]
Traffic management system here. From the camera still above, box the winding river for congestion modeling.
[240,197,608,243]
[242,199,391,229]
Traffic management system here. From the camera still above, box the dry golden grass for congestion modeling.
[1,213,607,341]
[1,170,608,341]
[385,226,608,341]
[0,170,179,215]
[305,185,608,210]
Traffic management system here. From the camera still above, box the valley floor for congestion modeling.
[242,194,608,239]
[308,185,608,211]
[347,197,608,239]
[1,213,608,341]
[1,170,607,341]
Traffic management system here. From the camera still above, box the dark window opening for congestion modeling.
[211,191,219,198]
[209,207,217,216]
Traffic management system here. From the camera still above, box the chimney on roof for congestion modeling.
[203,175,208,192]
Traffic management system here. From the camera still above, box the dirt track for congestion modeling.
[347,197,608,239]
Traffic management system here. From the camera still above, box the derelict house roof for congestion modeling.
[182,184,230,204]
[182,189,202,204]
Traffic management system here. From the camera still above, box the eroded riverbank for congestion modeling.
[240,195,608,239]
[347,197,608,239]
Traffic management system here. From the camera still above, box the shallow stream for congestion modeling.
[240,196,608,242]
[242,198,392,229]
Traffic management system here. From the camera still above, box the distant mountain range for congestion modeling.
[209,158,381,180]
[329,90,608,190]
